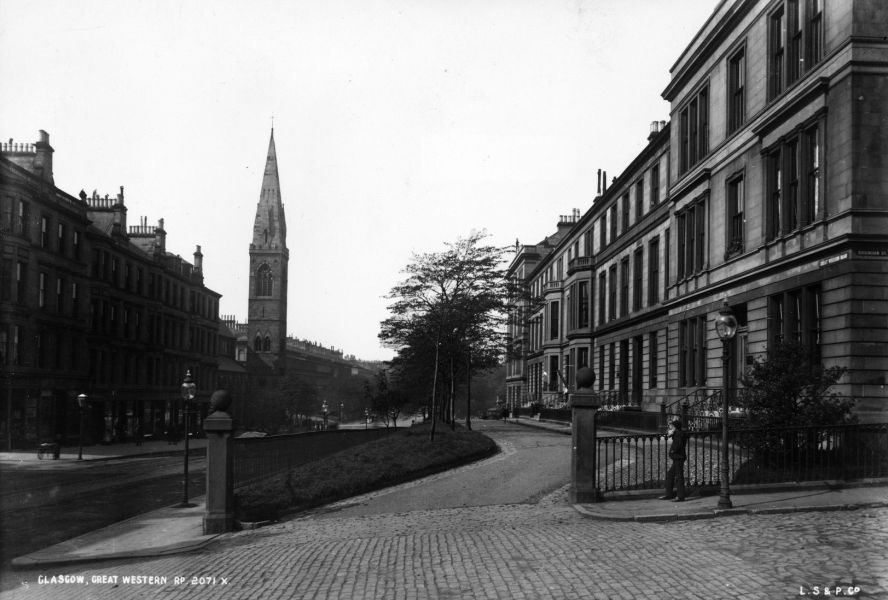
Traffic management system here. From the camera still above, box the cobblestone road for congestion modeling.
[4,490,886,600]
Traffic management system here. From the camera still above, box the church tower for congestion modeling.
[247,129,289,371]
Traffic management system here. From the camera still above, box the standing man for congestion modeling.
[660,420,687,502]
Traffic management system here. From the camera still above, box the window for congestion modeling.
[71,282,79,316]
[728,46,746,134]
[664,228,671,290]
[598,272,607,324]
[648,237,660,305]
[769,0,822,101]
[0,259,9,301]
[609,205,617,242]
[635,180,644,222]
[649,331,658,388]
[804,124,821,224]
[264,335,271,352]
[633,248,643,312]
[787,0,802,86]
[256,264,273,296]
[766,125,821,240]
[16,262,26,303]
[679,85,709,174]
[56,278,63,313]
[619,258,629,317]
[806,0,823,66]
[73,230,81,260]
[578,281,589,329]
[650,163,660,208]
[57,223,66,255]
[676,197,706,280]
[608,265,617,321]
[767,148,783,240]
[41,216,49,248]
[621,194,630,234]
[726,174,745,257]
[599,214,607,250]
[12,325,21,366]
[679,316,707,387]
[769,285,821,358]
[598,346,605,391]
[549,301,560,340]
[17,201,29,238]
[769,7,785,99]
[578,347,589,369]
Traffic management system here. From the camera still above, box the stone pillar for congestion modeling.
[203,390,234,535]
[570,367,601,504]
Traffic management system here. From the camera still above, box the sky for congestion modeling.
[1,0,719,362]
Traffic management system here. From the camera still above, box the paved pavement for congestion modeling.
[4,420,887,598]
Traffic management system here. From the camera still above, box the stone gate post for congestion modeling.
[203,390,234,534]
[570,367,601,504]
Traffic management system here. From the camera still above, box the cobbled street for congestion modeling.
[4,488,886,600]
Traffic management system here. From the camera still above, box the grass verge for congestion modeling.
[234,422,497,522]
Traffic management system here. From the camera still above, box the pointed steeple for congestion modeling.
[248,128,290,371]
[252,129,287,250]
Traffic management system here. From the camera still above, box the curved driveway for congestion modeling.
[316,420,570,518]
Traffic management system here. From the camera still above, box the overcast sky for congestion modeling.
[1,0,718,362]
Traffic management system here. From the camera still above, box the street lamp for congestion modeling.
[322,400,328,430]
[339,402,343,425]
[178,370,196,508]
[77,393,87,461]
[714,300,738,510]
[364,408,369,429]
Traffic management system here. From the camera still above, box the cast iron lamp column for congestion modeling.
[714,301,738,510]
[77,393,87,461]
[178,370,196,508]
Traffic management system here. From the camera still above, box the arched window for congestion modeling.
[264,335,271,351]
[256,264,273,297]
[254,335,262,351]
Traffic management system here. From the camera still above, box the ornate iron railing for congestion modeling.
[590,422,888,498]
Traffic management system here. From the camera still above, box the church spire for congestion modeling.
[252,128,287,250]
[248,128,289,371]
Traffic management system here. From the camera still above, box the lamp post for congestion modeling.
[364,408,369,429]
[178,370,196,508]
[714,300,738,510]
[339,402,343,425]
[77,393,87,461]
[322,400,328,430]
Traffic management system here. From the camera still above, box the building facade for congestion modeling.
[1,131,223,449]
[507,0,888,422]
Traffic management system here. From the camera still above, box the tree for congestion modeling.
[364,370,409,428]
[379,231,515,439]
[739,340,853,429]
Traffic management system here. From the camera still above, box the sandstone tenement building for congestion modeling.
[506,0,888,422]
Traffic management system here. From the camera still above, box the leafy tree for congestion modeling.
[379,231,515,439]
[740,340,853,429]
[363,370,409,427]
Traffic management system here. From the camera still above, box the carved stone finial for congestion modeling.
[575,367,596,390]
[209,389,232,413]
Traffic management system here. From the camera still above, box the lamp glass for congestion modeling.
[715,305,738,341]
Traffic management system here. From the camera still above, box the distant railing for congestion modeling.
[591,422,888,498]
[233,428,397,490]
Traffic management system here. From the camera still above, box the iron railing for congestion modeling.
[590,421,888,499]
[233,428,398,490]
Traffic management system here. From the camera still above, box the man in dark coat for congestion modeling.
[660,420,687,502]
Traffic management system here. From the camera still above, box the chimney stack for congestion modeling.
[33,129,54,184]
[194,245,203,272]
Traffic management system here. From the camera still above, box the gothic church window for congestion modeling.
[264,335,271,351]
[256,264,274,296]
